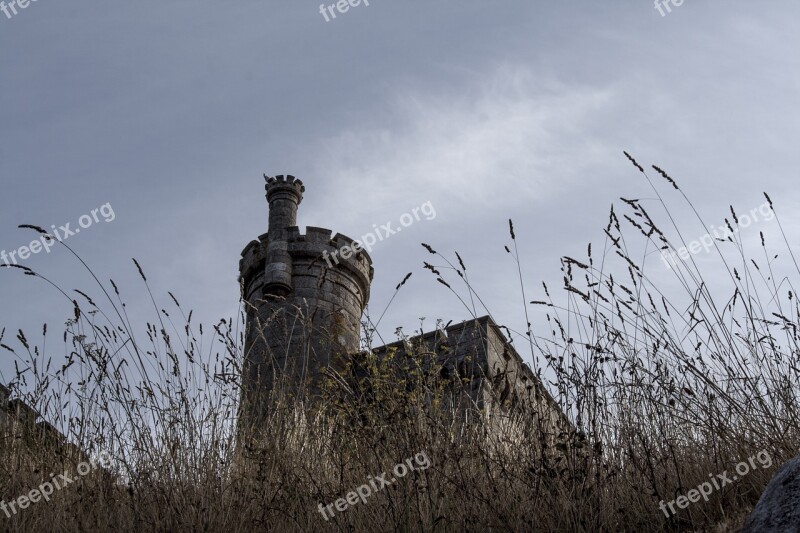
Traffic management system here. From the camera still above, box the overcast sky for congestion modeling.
[1,1,799,385]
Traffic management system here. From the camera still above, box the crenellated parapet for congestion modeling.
[265,174,305,198]
[239,227,373,307]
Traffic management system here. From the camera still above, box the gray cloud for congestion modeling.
[1,0,800,383]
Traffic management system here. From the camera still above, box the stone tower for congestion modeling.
[238,175,373,427]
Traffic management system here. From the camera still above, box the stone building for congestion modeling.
[371,316,567,426]
[238,175,569,437]
[0,383,86,462]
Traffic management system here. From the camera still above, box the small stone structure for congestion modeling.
[373,317,563,414]
[369,316,571,441]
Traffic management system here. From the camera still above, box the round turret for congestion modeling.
[239,176,373,428]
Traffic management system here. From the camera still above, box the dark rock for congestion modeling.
[741,456,800,532]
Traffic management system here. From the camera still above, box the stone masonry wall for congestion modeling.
[238,176,373,428]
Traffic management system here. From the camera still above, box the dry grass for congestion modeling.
[1,156,797,531]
